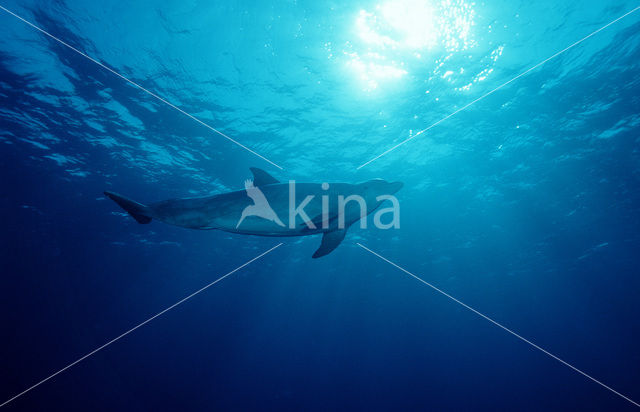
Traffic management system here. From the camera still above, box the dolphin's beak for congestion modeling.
[389,181,403,194]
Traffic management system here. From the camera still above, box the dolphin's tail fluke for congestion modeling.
[104,191,152,224]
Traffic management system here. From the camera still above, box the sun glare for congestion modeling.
[343,0,481,92]
[380,0,438,49]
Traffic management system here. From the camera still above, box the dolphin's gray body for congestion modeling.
[105,168,402,258]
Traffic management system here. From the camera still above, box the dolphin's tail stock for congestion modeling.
[104,191,153,224]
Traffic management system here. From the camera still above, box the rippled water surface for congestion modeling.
[1,0,640,409]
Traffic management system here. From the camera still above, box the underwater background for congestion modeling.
[1,0,640,410]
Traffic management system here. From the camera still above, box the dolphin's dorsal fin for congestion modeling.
[250,167,279,187]
[312,229,347,258]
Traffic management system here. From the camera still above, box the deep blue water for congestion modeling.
[1,0,640,410]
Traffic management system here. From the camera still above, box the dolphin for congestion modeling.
[105,168,402,258]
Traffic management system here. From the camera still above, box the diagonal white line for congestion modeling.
[0,243,283,408]
[356,5,640,170]
[0,4,283,170]
[356,243,640,408]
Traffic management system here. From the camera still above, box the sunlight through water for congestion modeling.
[343,0,479,91]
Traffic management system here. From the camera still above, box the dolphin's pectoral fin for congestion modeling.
[312,229,347,258]
[250,167,279,187]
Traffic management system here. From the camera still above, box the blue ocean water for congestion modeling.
[1,0,640,409]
